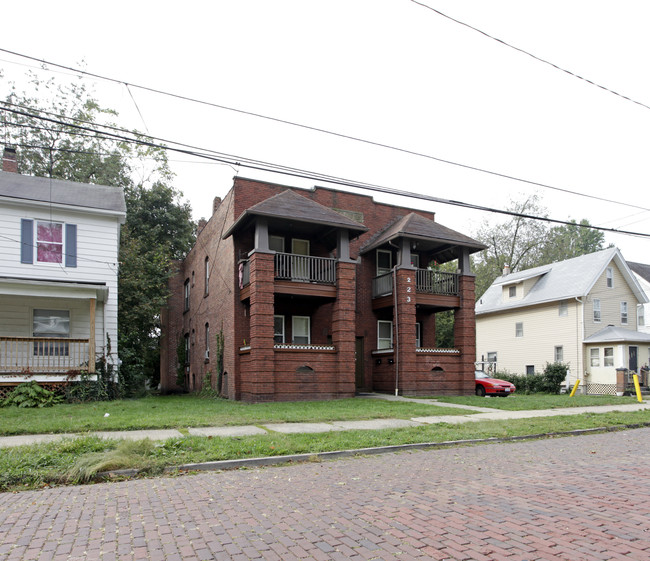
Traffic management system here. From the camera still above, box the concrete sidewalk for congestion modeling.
[1,394,648,448]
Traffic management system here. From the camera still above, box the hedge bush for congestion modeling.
[498,362,568,394]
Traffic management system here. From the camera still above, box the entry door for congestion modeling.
[629,346,638,372]
[355,337,365,390]
[291,239,310,281]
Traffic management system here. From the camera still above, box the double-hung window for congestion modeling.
[593,299,601,323]
[604,347,614,367]
[515,322,523,338]
[606,267,614,288]
[292,316,310,345]
[621,302,628,325]
[273,315,285,344]
[590,348,600,367]
[377,320,393,349]
[21,219,77,267]
[33,309,70,356]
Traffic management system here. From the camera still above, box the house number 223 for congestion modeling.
[406,277,412,302]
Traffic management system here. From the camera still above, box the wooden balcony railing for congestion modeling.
[274,253,336,284]
[0,337,92,374]
[372,269,460,298]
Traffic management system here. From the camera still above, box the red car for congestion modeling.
[475,371,516,397]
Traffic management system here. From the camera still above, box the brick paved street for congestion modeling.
[1,428,649,561]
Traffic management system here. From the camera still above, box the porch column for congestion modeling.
[337,229,351,262]
[332,260,357,396]
[454,274,477,395]
[457,247,471,274]
[253,218,270,252]
[89,298,96,374]
[394,268,417,395]
[246,251,275,401]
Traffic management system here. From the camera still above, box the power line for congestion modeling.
[2,103,649,241]
[1,49,648,215]
[409,1,650,111]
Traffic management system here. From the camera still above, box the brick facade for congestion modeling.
[160,177,482,402]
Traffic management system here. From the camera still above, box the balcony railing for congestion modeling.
[416,269,459,296]
[275,253,336,284]
[0,337,91,373]
[372,269,460,298]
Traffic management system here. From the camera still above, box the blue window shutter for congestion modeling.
[65,224,77,268]
[20,219,33,264]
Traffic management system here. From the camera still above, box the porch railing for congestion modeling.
[275,253,336,284]
[372,269,460,298]
[0,337,91,373]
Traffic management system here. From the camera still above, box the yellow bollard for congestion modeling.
[633,374,643,403]
[569,379,580,397]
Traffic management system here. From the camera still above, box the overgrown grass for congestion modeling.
[428,393,640,410]
[0,395,473,436]
[2,409,648,492]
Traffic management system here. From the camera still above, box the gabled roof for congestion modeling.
[476,247,648,316]
[359,212,486,260]
[0,170,126,215]
[223,189,368,238]
[627,261,650,284]
[584,325,650,344]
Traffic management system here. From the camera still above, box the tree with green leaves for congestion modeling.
[2,72,195,393]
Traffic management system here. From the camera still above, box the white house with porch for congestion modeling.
[0,148,126,395]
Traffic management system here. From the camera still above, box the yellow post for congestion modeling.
[633,374,643,403]
[569,379,580,397]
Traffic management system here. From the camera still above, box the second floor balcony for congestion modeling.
[372,269,460,299]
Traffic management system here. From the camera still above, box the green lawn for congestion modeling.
[2,408,648,492]
[0,394,474,436]
[430,393,641,410]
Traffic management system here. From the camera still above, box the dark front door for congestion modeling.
[629,346,638,372]
[355,337,365,390]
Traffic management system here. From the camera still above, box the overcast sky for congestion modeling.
[2,0,649,261]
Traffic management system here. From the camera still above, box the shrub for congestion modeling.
[499,362,568,394]
[1,381,63,408]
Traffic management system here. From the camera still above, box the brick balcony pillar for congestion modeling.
[454,274,477,395]
[332,260,357,397]
[247,251,275,400]
[394,268,417,395]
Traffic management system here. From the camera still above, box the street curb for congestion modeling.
[159,421,650,476]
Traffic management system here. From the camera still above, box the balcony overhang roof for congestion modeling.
[223,190,368,240]
[360,213,486,262]
[0,276,109,302]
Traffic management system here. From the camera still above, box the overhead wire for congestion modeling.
[1,49,649,217]
[2,102,650,240]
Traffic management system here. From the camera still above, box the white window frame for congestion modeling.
[590,348,600,367]
[515,322,523,338]
[554,346,563,362]
[606,267,614,288]
[604,347,614,367]
[593,299,601,323]
[377,320,393,350]
[411,254,420,269]
[376,249,392,276]
[292,315,310,345]
[415,322,422,348]
[509,286,517,298]
[273,315,285,344]
[35,220,64,264]
[33,308,70,356]
[621,301,628,325]
[638,304,645,327]
[204,323,210,359]
[558,301,568,317]
[204,257,210,296]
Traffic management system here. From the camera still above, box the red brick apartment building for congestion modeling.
[160,177,485,402]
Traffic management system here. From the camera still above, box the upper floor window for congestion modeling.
[377,249,392,276]
[593,299,601,323]
[638,305,645,327]
[621,302,628,324]
[509,286,516,298]
[515,322,523,337]
[558,301,568,317]
[292,316,310,345]
[606,267,614,288]
[269,235,284,253]
[411,254,420,269]
[20,219,77,267]
[183,279,190,312]
[204,257,210,296]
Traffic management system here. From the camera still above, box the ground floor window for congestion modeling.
[525,365,535,375]
[33,309,69,356]
[292,316,310,345]
[274,315,285,344]
[603,347,614,367]
[590,348,600,367]
[554,345,563,362]
[377,320,393,350]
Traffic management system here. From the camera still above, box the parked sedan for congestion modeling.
[475,371,516,397]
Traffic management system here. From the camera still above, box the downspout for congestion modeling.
[575,297,583,391]
[393,266,399,396]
